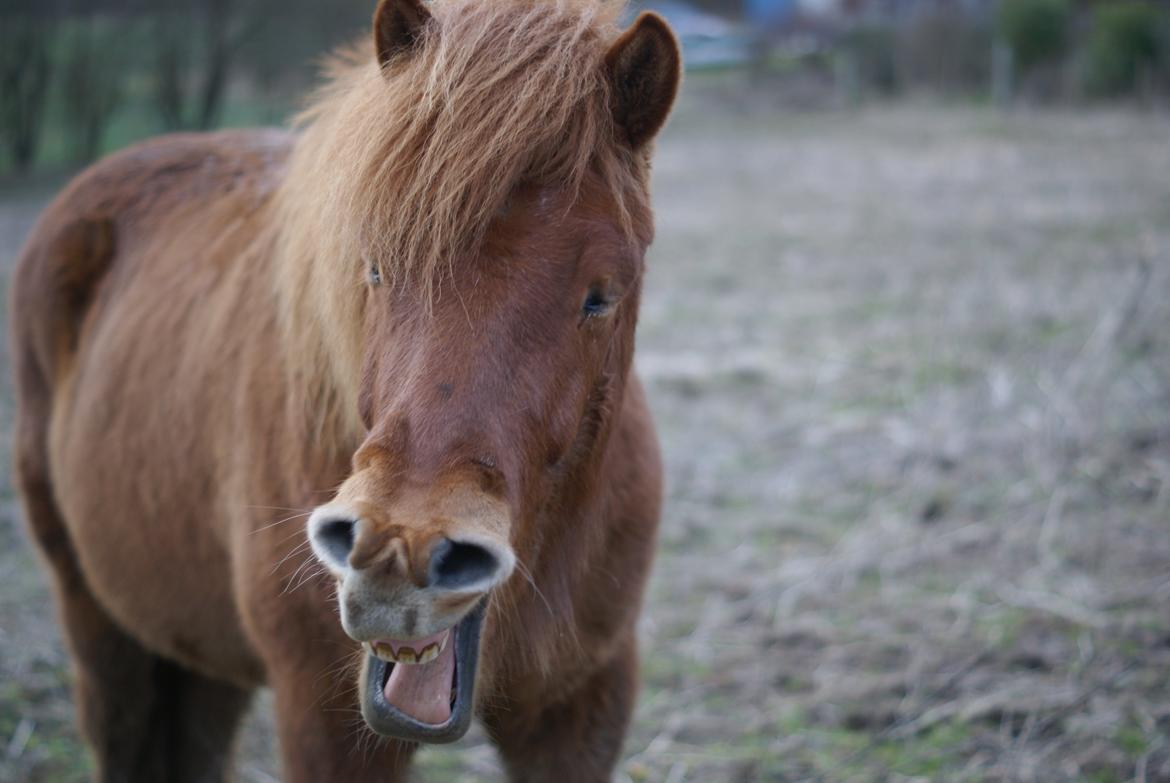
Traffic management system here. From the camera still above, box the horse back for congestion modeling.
[10,130,291,391]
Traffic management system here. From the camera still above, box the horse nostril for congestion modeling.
[428,538,501,591]
[313,517,357,567]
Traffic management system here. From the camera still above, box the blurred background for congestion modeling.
[1,0,1169,174]
[2,0,1169,781]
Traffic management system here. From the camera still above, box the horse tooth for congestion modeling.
[367,632,449,664]
[371,642,396,663]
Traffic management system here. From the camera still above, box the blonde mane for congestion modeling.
[273,0,647,434]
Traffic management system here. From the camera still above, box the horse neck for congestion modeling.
[532,348,637,564]
[265,262,365,484]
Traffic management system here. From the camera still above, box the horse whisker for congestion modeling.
[251,510,314,535]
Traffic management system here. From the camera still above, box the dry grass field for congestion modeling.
[2,85,1169,782]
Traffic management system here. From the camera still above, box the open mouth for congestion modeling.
[360,602,484,743]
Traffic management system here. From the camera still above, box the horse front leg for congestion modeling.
[267,658,418,782]
[15,468,252,783]
[486,633,640,783]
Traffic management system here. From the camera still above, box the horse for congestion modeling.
[8,0,679,779]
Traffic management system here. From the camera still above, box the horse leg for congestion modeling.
[11,228,252,781]
[488,634,640,783]
[14,466,251,783]
[267,662,417,782]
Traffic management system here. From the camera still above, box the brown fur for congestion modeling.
[8,0,679,780]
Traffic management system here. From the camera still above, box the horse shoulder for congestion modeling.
[11,130,292,388]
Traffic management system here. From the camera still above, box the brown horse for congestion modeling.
[8,0,679,779]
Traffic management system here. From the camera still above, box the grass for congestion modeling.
[1,88,1170,781]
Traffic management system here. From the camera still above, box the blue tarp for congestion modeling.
[744,0,797,27]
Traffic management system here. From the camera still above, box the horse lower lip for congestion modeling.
[360,602,485,744]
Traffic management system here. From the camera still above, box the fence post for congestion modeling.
[992,37,1014,107]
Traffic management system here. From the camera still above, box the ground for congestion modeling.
[1,85,1169,782]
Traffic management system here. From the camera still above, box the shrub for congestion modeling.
[996,0,1071,74]
[1086,1,1166,96]
[842,24,899,95]
[897,6,992,93]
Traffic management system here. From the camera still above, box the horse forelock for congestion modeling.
[271,0,647,433]
[279,0,645,290]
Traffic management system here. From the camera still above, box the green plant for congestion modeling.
[1086,1,1166,96]
[997,0,1070,74]
[898,7,993,93]
[843,25,899,95]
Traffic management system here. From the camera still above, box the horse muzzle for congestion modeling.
[307,503,514,742]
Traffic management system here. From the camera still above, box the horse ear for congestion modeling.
[373,0,432,69]
[604,12,681,149]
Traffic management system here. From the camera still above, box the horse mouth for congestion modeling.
[360,602,484,743]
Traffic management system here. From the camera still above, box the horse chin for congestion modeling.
[359,601,485,744]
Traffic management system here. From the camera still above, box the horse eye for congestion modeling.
[581,287,610,319]
[369,265,382,286]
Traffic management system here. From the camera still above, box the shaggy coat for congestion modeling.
[8,0,679,779]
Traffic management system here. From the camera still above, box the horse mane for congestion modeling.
[272,0,645,434]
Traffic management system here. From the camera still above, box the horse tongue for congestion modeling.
[382,637,455,725]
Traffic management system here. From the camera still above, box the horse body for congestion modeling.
[31,132,291,686]
[10,1,678,780]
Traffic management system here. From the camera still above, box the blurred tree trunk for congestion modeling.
[61,17,126,163]
[991,37,1015,107]
[0,19,54,172]
[155,15,191,131]
[152,0,264,131]
[197,0,232,129]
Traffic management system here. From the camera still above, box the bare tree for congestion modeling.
[0,16,55,172]
[60,15,127,162]
[151,0,269,130]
